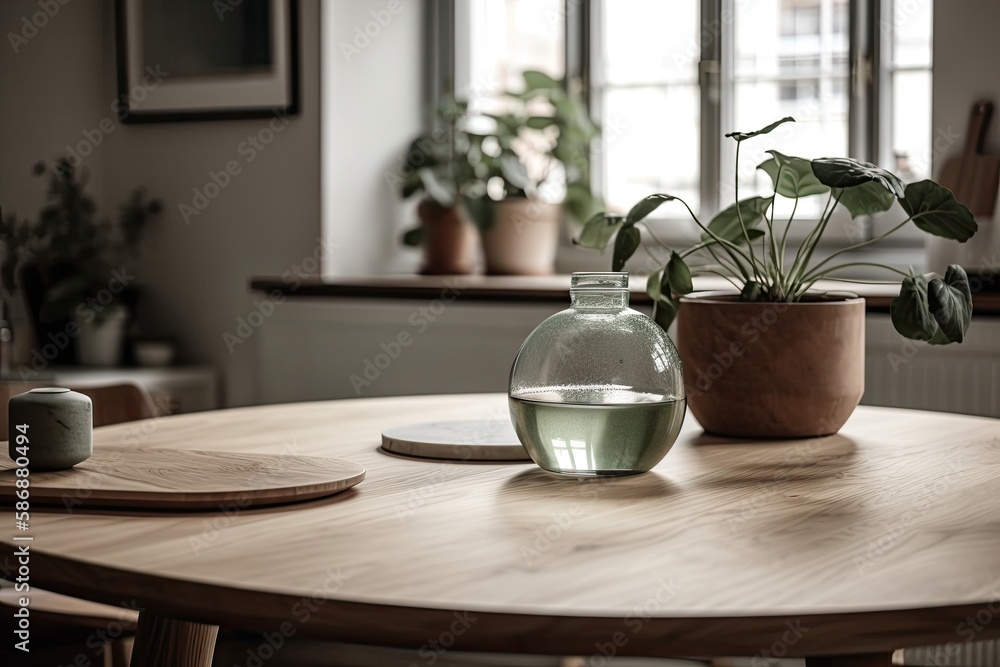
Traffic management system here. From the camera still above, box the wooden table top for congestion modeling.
[4,394,1000,659]
[249,274,1000,315]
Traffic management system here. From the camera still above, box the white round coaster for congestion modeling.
[381,419,531,462]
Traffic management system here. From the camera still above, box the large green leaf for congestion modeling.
[899,180,978,242]
[418,168,454,207]
[625,194,676,225]
[702,196,771,243]
[575,213,624,251]
[835,181,896,219]
[725,117,795,142]
[612,225,641,271]
[523,70,561,92]
[757,150,829,198]
[740,280,763,302]
[927,265,973,343]
[401,227,423,247]
[666,252,694,295]
[524,115,553,130]
[652,295,680,332]
[811,158,905,198]
[499,153,530,189]
[890,272,940,342]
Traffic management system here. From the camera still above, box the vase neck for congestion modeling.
[569,272,630,310]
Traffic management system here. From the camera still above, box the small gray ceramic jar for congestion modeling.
[8,388,93,470]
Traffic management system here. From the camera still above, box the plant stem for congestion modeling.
[733,141,763,286]
[794,262,908,297]
[790,190,842,289]
[671,197,754,282]
[800,214,916,282]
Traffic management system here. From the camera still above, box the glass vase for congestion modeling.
[508,272,686,476]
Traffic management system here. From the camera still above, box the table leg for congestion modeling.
[806,654,894,667]
[130,611,218,667]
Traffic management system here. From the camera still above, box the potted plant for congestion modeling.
[1,160,161,366]
[478,70,602,275]
[578,117,977,438]
[397,98,487,275]
[398,72,602,276]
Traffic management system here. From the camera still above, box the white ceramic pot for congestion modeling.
[481,199,562,275]
[76,305,128,366]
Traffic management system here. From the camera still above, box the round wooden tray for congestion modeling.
[0,447,365,510]
[381,419,531,462]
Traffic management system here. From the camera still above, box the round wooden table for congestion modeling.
[4,394,1000,666]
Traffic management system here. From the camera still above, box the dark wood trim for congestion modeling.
[115,0,300,124]
[249,275,1000,315]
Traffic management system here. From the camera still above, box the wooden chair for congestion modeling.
[2,380,159,433]
[1,380,159,667]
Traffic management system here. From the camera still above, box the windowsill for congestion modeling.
[250,273,1000,315]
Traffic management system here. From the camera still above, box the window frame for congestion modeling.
[434,0,930,253]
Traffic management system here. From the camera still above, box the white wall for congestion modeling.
[321,0,425,277]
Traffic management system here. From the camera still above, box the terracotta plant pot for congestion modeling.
[417,199,478,275]
[675,293,865,438]
[481,198,561,275]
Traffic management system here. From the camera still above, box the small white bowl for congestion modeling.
[134,341,176,367]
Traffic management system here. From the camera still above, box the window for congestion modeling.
[449,0,932,247]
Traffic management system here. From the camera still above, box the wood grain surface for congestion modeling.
[0,448,365,509]
[2,394,999,660]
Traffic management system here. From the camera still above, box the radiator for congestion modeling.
[863,315,1000,419]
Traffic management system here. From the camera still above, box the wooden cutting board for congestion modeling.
[0,448,365,510]
[938,100,1000,217]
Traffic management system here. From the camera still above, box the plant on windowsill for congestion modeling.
[477,70,602,275]
[0,159,161,366]
[577,117,978,438]
[397,71,601,275]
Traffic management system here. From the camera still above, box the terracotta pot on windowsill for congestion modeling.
[481,198,562,275]
[675,293,865,438]
[417,199,478,275]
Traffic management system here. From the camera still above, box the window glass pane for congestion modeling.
[732,0,849,216]
[889,0,932,68]
[603,85,701,211]
[464,0,564,110]
[599,0,700,214]
[884,0,933,182]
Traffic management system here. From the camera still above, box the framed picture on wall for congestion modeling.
[115,0,299,122]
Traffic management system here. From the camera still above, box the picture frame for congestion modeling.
[115,0,299,123]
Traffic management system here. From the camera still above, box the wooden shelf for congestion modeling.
[250,274,1000,315]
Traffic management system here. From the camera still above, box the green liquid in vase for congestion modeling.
[509,387,686,476]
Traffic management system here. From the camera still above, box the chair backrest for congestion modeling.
[71,383,160,428]
[2,381,159,436]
